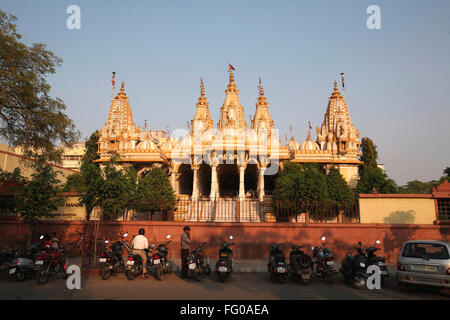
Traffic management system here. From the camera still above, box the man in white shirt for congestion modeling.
[132,228,149,279]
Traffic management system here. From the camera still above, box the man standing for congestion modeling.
[132,228,149,279]
[180,226,191,279]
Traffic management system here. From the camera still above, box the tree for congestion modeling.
[357,137,398,194]
[444,167,450,178]
[273,162,329,202]
[0,158,65,245]
[326,166,355,208]
[136,167,176,212]
[0,10,79,161]
[78,131,102,218]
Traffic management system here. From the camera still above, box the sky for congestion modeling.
[1,0,449,185]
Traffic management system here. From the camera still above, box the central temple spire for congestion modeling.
[251,77,273,132]
[191,78,213,134]
[217,64,246,131]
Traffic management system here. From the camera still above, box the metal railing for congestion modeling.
[118,198,360,223]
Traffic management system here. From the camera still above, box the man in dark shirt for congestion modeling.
[180,226,191,279]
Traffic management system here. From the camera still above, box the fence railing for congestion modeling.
[118,198,360,223]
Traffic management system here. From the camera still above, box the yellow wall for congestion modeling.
[41,196,87,221]
[359,197,436,224]
[0,143,74,184]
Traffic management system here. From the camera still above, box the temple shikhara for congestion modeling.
[96,66,362,206]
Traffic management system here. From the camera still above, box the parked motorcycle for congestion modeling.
[215,236,234,282]
[268,244,289,283]
[312,236,337,284]
[289,245,312,284]
[98,232,129,280]
[366,240,388,285]
[151,234,173,281]
[186,242,211,281]
[35,235,68,285]
[340,241,370,289]
[8,241,43,282]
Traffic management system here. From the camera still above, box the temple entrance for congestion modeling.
[198,163,211,197]
[178,164,193,196]
[245,164,258,198]
[218,164,239,197]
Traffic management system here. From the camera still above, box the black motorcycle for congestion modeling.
[312,236,337,284]
[186,242,211,281]
[340,241,370,289]
[8,241,43,282]
[98,232,130,280]
[215,236,234,282]
[268,244,289,283]
[151,234,173,281]
[289,245,312,284]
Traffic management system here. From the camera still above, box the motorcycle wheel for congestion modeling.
[352,274,366,290]
[217,272,226,283]
[154,265,163,281]
[193,268,202,281]
[99,268,111,280]
[36,269,49,285]
[125,270,136,281]
[14,271,26,282]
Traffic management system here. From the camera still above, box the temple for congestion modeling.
[97,66,362,203]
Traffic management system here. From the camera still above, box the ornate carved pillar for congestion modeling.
[209,152,220,200]
[191,164,199,200]
[257,166,266,201]
[238,165,245,200]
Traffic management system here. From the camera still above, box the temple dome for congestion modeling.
[288,137,299,152]
[299,131,320,151]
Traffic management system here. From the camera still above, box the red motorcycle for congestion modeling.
[35,235,68,285]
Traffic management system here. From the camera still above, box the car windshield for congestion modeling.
[402,243,449,260]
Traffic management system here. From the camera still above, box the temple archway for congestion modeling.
[198,163,211,197]
[245,164,258,197]
[178,164,193,196]
[218,164,239,197]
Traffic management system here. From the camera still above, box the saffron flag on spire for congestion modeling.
[112,71,116,89]
[228,63,235,71]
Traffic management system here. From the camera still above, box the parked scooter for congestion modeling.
[8,240,43,282]
[289,245,312,284]
[340,241,370,289]
[98,232,130,280]
[312,236,337,284]
[186,242,211,281]
[268,244,289,283]
[0,246,16,275]
[35,235,68,285]
[215,236,234,282]
[366,240,388,285]
[151,234,173,281]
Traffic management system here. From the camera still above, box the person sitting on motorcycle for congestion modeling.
[131,228,149,279]
[51,233,60,249]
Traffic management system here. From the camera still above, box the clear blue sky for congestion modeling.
[1,0,449,185]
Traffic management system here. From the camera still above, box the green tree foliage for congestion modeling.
[326,166,355,208]
[136,167,176,211]
[444,167,450,178]
[357,137,398,194]
[0,159,64,244]
[273,162,329,202]
[78,131,102,217]
[0,10,79,161]
[62,172,84,192]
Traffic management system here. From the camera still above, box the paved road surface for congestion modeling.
[0,271,448,300]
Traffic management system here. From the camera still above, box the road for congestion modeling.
[0,270,449,300]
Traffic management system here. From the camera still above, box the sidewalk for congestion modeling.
[73,256,397,276]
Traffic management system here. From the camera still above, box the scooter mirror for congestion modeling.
[105,240,109,244]
[229,236,233,240]
[321,236,326,241]
[166,235,171,239]
[376,240,381,244]
[123,233,128,238]
[39,235,44,240]
[358,241,362,246]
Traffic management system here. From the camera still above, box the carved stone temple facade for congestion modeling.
[96,67,362,202]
